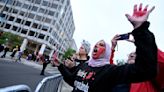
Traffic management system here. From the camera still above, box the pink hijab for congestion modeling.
[88,41,111,67]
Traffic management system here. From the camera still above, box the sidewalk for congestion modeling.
[0,52,60,75]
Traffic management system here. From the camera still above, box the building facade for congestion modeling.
[0,0,76,58]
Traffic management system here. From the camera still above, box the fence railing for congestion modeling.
[35,74,63,92]
[0,84,31,92]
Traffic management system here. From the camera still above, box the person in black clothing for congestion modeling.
[64,40,91,70]
[54,4,157,92]
[40,55,50,75]
[10,45,20,58]
[1,46,9,58]
[0,44,4,52]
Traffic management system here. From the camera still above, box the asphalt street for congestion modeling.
[0,59,52,91]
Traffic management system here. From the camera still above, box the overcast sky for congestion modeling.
[70,0,164,62]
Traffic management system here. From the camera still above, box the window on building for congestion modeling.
[0,5,3,8]
[16,27,20,32]
[25,21,31,26]
[22,4,29,9]
[8,16,15,21]
[51,3,58,9]
[61,0,64,4]
[48,10,55,16]
[28,13,35,18]
[38,34,45,39]
[38,24,42,29]
[0,13,3,18]
[28,30,35,36]
[46,36,49,41]
[12,9,18,14]
[52,20,56,25]
[56,23,60,30]
[32,23,38,28]
[44,18,51,23]
[4,23,11,29]
[39,8,45,13]
[15,18,21,23]
[67,0,70,6]
[21,29,28,34]
[8,0,14,5]
[55,12,59,18]
[4,6,9,11]
[59,19,62,24]
[19,11,25,16]
[42,25,49,31]
[12,26,18,31]
[31,6,38,11]
[35,0,41,4]
[58,5,61,11]
[42,1,48,6]
[24,12,29,17]
[0,23,5,27]
[35,15,42,21]
[49,28,52,33]
[15,1,22,7]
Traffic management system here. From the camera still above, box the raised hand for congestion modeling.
[64,59,76,68]
[111,35,120,50]
[125,3,155,29]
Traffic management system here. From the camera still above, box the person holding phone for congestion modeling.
[54,4,157,92]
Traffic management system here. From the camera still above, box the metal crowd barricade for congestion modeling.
[0,84,31,92]
[35,74,63,92]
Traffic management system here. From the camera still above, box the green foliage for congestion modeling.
[0,32,23,46]
[62,48,76,60]
[116,59,126,66]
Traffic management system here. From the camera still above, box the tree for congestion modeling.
[0,32,22,47]
[62,48,76,60]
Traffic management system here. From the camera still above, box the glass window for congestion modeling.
[49,28,52,33]
[12,9,18,14]
[56,24,59,30]
[38,34,45,39]
[52,20,56,25]
[45,18,51,23]
[31,6,38,11]
[28,31,35,36]
[8,16,15,21]
[28,13,35,18]
[38,24,42,29]
[4,23,11,29]
[48,10,54,16]
[22,4,29,9]
[12,26,18,31]
[67,0,70,6]
[58,5,61,11]
[35,0,41,4]
[7,0,14,5]
[39,8,45,13]
[59,19,62,24]
[51,3,58,9]
[21,29,28,34]
[19,11,25,16]
[42,25,49,31]
[32,23,38,28]
[46,36,49,41]
[4,6,9,11]
[15,1,22,7]
[42,1,48,6]
[15,18,21,23]
[35,15,42,21]
[55,12,59,18]
[25,21,31,26]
